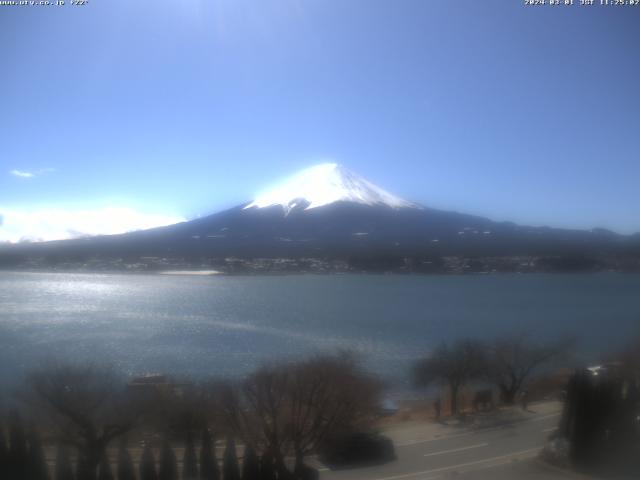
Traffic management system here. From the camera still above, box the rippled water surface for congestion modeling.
[1,272,639,387]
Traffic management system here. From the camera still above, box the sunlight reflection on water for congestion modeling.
[1,271,640,391]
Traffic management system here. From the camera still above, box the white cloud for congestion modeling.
[0,206,185,243]
[11,169,35,178]
[10,168,55,178]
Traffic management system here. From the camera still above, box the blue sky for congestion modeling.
[1,0,639,241]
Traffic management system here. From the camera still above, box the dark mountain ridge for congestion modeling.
[1,201,638,271]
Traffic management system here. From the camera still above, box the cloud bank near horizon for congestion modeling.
[0,207,185,243]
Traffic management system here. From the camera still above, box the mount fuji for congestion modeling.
[244,163,419,213]
[1,163,638,271]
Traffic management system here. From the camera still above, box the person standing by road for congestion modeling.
[520,390,529,411]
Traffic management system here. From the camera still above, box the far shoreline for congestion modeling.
[0,268,638,277]
[156,269,223,276]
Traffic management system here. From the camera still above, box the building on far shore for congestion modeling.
[126,373,192,398]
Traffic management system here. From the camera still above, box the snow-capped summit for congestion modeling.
[244,163,420,214]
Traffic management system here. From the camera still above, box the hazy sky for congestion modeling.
[1,0,639,241]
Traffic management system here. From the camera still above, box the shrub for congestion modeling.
[27,427,49,480]
[222,438,240,480]
[116,443,136,480]
[139,445,157,480]
[158,440,177,480]
[182,432,198,480]
[199,429,218,480]
[97,450,114,480]
[241,445,259,480]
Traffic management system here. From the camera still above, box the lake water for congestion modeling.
[1,272,639,390]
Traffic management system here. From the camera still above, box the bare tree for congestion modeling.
[54,444,74,480]
[25,363,144,480]
[7,410,29,480]
[241,444,260,480]
[242,366,290,474]
[148,381,203,437]
[150,378,226,449]
[27,425,49,480]
[199,428,219,480]
[116,443,135,480]
[413,340,486,415]
[139,444,158,480]
[484,335,574,404]
[222,438,240,480]
[611,335,640,377]
[222,353,380,477]
[0,426,8,480]
[182,431,198,480]
[97,449,114,480]
[286,354,380,473]
[158,439,178,480]
[219,379,267,453]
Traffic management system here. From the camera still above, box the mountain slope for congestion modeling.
[0,164,638,269]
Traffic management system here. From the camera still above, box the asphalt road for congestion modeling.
[318,405,577,480]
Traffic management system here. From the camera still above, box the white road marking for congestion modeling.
[396,431,478,447]
[374,446,542,480]
[423,442,488,457]
[542,427,557,433]
[529,412,561,422]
